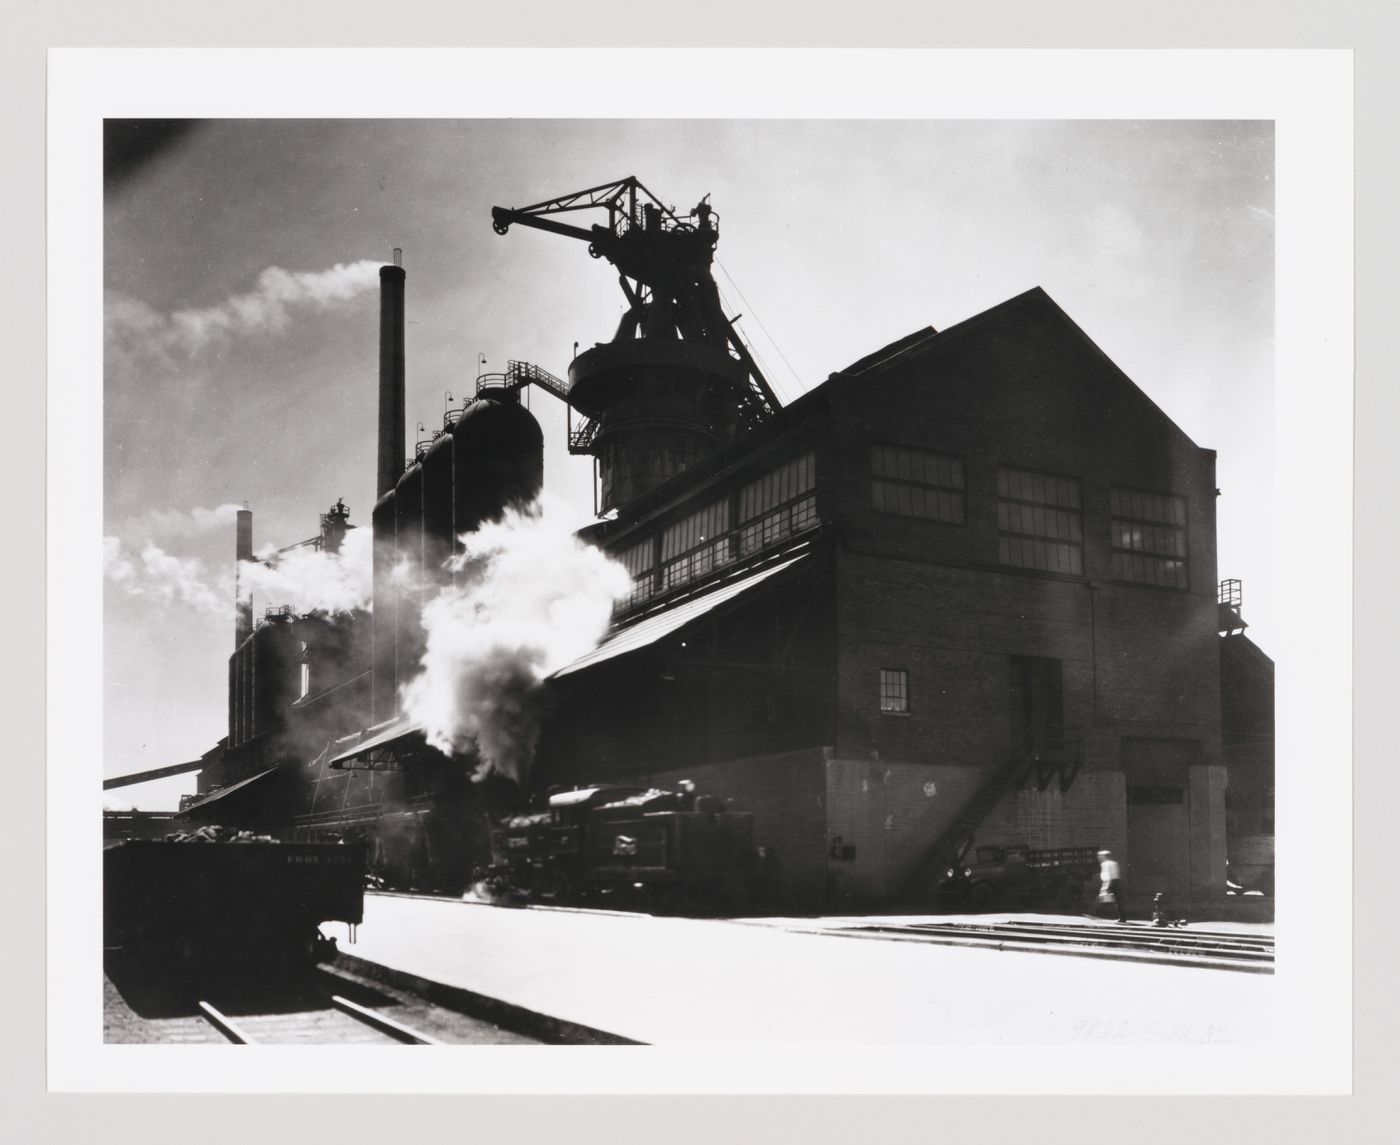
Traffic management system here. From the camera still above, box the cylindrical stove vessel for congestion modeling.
[370,489,398,723]
[450,391,544,550]
[567,339,746,512]
[421,431,455,589]
[393,462,425,686]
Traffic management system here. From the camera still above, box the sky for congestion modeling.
[103,118,1275,810]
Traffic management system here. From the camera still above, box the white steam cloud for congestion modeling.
[104,536,224,615]
[399,496,632,786]
[238,527,374,615]
[106,259,382,363]
[105,512,374,620]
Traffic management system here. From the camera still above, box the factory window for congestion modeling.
[617,536,658,608]
[880,669,910,715]
[739,451,818,556]
[871,444,965,524]
[299,661,310,700]
[661,497,733,590]
[997,466,1083,575]
[1110,487,1189,589]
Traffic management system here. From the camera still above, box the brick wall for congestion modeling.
[822,289,1224,907]
[1188,764,1229,894]
[646,748,831,911]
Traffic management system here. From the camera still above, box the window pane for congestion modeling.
[998,466,1084,574]
[880,668,910,713]
[869,443,965,524]
[1110,486,1188,589]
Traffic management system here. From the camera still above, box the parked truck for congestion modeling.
[936,844,1100,911]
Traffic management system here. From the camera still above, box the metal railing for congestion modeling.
[568,417,600,452]
[1016,723,1085,793]
[1218,578,1247,634]
[507,360,569,401]
[615,494,820,616]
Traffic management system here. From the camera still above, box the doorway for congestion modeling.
[1009,655,1064,750]
[1122,737,1199,896]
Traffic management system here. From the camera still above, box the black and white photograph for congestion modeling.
[45,48,1353,1098]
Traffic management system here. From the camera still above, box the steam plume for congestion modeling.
[106,259,382,363]
[399,496,632,785]
[238,527,374,615]
[106,508,373,624]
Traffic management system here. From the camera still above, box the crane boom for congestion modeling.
[490,177,780,418]
[490,177,785,514]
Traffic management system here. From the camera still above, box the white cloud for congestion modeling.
[104,536,225,615]
[112,503,245,543]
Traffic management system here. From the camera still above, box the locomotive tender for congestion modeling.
[486,783,758,913]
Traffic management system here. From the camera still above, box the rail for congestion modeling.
[615,493,819,616]
[823,919,1275,974]
[473,370,511,394]
[1218,577,1247,634]
[1018,723,1085,791]
[507,360,570,402]
[198,990,440,1045]
[568,416,600,452]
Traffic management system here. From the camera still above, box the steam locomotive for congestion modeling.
[484,783,758,914]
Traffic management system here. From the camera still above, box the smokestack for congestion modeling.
[234,505,253,648]
[378,254,407,499]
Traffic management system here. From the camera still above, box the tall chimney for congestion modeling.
[377,253,407,498]
[234,505,253,648]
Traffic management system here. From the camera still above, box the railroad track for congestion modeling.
[103,959,540,1045]
[197,987,439,1045]
[806,918,1275,973]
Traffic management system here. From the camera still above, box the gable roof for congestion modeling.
[831,286,1213,455]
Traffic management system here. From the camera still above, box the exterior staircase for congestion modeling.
[900,724,1084,902]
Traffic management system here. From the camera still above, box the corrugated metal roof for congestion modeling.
[178,764,280,814]
[329,718,426,766]
[551,553,809,679]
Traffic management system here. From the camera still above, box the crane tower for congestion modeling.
[490,177,780,512]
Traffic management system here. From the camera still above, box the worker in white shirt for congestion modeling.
[1097,848,1127,923]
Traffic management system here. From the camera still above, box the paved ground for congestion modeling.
[323,895,1275,1046]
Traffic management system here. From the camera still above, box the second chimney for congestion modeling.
[377,251,407,499]
[234,505,253,648]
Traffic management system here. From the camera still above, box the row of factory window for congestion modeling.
[616,451,819,609]
[871,445,1190,589]
[613,444,1191,610]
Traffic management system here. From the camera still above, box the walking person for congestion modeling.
[1097,848,1127,923]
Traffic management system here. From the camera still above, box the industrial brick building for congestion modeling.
[536,285,1229,911]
